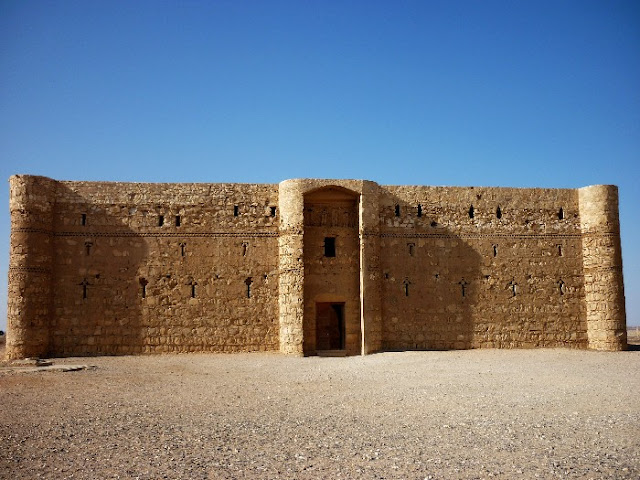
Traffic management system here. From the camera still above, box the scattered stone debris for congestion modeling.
[0,357,96,375]
[10,357,53,367]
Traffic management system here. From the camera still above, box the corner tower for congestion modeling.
[579,185,627,350]
[6,175,56,359]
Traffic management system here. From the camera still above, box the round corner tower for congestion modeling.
[578,184,627,351]
[6,175,56,359]
[277,179,306,355]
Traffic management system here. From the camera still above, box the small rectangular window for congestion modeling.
[234,205,239,216]
[175,215,181,227]
[270,206,277,217]
[81,214,87,226]
[324,237,336,257]
[158,215,164,226]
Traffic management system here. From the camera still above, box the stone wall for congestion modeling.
[379,186,587,350]
[7,176,279,359]
[5,175,627,359]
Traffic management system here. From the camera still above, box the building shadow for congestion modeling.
[51,183,148,356]
[379,192,481,350]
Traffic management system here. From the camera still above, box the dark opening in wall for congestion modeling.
[431,221,438,227]
[558,207,564,220]
[245,277,253,298]
[469,205,475,219]
[395,205,400,217]
[175,215,181,227]
[408,243,415,256]
[189,280,197,298]
[459,279,468,297]
[158,215,164,226]
[179,242,186,257]
[493,244,498,257]
[80,278,89,300]
[81,214,87,226]
[417,204,422,217]
[558,279,566,296]
[139,278,148,299]
[496,206,502,219]
[234,205,239,216]
[85,241,92,256]
[558,244,563,256]
[403,278,410,296]
[270,206,277,217]
[242,242,248,257]
[324,237,336,257]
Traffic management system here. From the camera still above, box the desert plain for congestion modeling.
[1,335,639,480]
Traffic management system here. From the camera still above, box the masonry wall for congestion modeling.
[379,185,588,350]
[7,176,279,359]
[5,175,627,359]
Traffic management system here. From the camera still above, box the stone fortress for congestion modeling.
[5,175,627,359]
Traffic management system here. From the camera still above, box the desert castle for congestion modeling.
[5,175,627,359]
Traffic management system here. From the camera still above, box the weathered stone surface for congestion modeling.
[5,175,627,359]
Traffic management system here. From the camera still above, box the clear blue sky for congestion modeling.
[1,0,638,331]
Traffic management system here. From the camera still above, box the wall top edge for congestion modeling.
[10,175,278,188]
[10,174,55,182]
[577,184,618,190]
[8,175,617,192]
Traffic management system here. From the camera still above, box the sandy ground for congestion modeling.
[1,343,639,480]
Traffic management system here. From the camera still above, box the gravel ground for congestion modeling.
[1,345,639,480]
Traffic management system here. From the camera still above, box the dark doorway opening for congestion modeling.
[316,302,345,352]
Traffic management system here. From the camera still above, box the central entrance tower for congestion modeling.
[277,179,382,356]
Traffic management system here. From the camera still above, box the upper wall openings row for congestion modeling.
[392,203,567,221]
[22,178,576,232]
